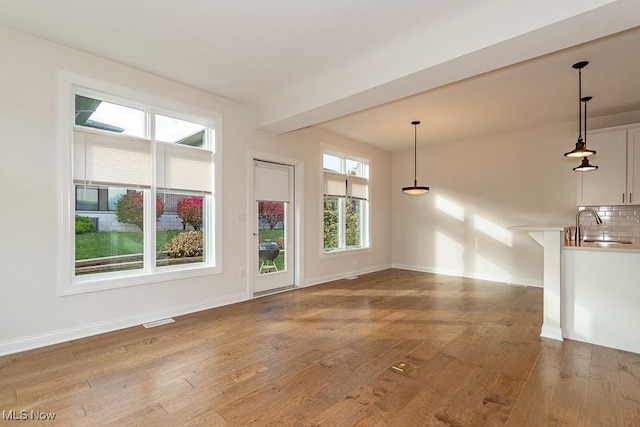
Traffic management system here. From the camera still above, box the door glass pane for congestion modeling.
[257,201,286,274]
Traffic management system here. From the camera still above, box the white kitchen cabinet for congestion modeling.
[577,125,640,206]
[629,127,640,204]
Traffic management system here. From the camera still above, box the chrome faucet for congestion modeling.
[575,208,603,243]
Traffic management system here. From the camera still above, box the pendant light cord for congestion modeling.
[413,123,417,185]
[578,67,582,138]
[583,97,588,144]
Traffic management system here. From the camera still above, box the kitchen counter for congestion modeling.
[562,247,640,354]
[512,223,640,354]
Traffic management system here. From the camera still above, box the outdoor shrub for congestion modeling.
[323,198,339,248]
[177,196,203,231]
[115,192,164,231]
[165,231,203,258]
[345,198,361,246]
[75,215,95,234]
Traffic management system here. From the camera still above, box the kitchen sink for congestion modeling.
[583,239,633,244]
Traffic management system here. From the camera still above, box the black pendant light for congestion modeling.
[402,120,429,195]
[564,61,596,159]
[573,96,598,172]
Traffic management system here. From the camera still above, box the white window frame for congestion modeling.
[57,71,223,296]
[321,145,370,256]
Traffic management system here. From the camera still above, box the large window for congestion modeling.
[322,150,370,252]
[62,77,220,292]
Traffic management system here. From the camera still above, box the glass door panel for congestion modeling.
[257,200,287,275]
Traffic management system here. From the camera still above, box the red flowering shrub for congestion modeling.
[177,196,203,231]
[114,192,164,231]
[258,201,284,230]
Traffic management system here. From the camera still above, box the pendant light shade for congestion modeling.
[564,136,595,158]
[564,61,597,161]
[573,157,598,172]
[402,120,429,195]
[403,183,429,195]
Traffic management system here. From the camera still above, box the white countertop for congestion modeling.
[509,224,568,231]
[563,240,640,252]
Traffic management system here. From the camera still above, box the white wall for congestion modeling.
[0,27,391,355]
[392,123,579,286]
[391,112,640,286]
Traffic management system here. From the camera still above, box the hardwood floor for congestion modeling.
[1,269,639,426]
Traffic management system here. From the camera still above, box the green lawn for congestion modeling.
[77,229,287,272]
[259,229,284,243]
[75,230,181,260]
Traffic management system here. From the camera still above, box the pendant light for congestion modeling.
[564,61,596,159]
[402,120,430,195]
[573,96,598,172]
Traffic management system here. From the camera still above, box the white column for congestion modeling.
[510,224,567,342]
[538,229,563,341]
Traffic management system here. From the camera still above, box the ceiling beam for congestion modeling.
[256,0,639,134]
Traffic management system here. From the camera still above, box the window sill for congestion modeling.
[61,264,221,296]
[320,246,371,259]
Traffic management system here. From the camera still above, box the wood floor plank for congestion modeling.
[585,345,623,427]
[468,341,541,425]
[386,389,447,426]
[506,356,561,426]
[1,269,639,426]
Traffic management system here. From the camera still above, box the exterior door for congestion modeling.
[253,160,295,294]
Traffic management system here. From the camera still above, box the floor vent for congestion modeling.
[143,318,175,328]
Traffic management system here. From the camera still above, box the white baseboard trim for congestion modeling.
[391,263,543,288]
[540,325,564,341]
[303,263,392,288]
[0,292,249,357]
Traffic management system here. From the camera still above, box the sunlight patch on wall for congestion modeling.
[436,231,464,272]
[474,215,513,247]
[435,195,464,221]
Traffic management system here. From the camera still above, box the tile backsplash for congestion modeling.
[579,205,640,241]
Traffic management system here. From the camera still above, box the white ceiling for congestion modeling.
[1,0,639,151]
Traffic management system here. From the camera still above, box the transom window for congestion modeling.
[62,78,221,293]
[322,150,370,252]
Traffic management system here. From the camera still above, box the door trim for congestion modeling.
[247,151,304,296]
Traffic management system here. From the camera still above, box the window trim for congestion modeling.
[57,71,223,296]
[320,144,371,257]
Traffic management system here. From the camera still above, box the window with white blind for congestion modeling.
[322,150,370,252]
[61,77,221,293]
